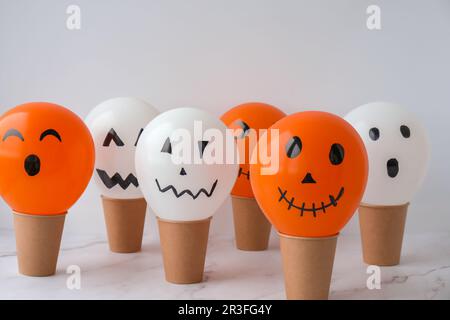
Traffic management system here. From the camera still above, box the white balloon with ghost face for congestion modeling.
[345,102,430,206]
[135,108,239,221]
[86,97,159,199]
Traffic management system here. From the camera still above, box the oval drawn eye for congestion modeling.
[161,137,172,154]
[369,127,380,141]
[400,125,411,138]
[329,143,345,165]
[286,136,302,158]
[234,120,250,139]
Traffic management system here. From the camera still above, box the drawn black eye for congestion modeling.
[103,128,124,147]
[286,136,302,158]
[40,129,62,142]
[369,127,380,141]
[134,128,144,146]
[2,129,24,142]
[329,143,345,165]
[400,125,410,138]
[198,140,209,158]
[161,137,172,154]
[234,120,250,139]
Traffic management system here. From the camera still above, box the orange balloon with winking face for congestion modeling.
[0,102,95,215]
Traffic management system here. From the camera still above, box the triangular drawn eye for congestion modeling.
[103,128,124,147]
[198,140,209,158]
[134,128,144,146]
[233,120,250,139]
[286,136,302,158]
[161,137,172,154]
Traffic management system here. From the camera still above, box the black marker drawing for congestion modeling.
[103,128,124,147]
[2,128,24,142]
[134,128,144,146]
[233,120,250,139]
[155,178,218,200]
[24,154,41,176]
[387,158,399,178]
[277,186,345,218]
[40,129,62,142]
[238,167,250,180]
[400,125,411,138]
[96,169,139,189]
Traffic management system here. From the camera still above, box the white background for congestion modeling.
[0,0,449,239]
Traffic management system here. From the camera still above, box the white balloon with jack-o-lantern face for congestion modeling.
[135,108,239,221]
[345,102,430,206]
[86,97,159,199]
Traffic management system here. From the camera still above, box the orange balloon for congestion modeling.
[250,111,368,237]
[0,102,95,215]
[221,102,286,198]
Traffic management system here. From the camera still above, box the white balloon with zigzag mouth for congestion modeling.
[135,108,239,221]
[86,97,159,199]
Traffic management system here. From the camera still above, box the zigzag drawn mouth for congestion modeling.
[238,167,250,180]
[278,186,344,218]
[155,179,218,200]
[96,169,139,190]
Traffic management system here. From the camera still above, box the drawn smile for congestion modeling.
[277,186,345,217]
[155,179,218,200]
[96,169,139,190]
[238,167,249,180]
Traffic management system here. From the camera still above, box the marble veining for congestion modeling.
[0,229,449,300]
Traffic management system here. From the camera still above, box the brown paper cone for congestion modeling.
[359,203,408,266]
[231,196,271,251]
[279,233,338,300]
[13,212,66,277]
[157,217,211,284]
[101,196,147,253]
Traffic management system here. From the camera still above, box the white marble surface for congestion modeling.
[0,229,449,300]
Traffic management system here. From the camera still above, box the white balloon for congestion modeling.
[345,102,430,205]
[86,97,159,199]
[135,108,238,221]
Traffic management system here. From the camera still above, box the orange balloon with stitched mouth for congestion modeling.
[0,102,95,215]
[221,102,286,198]
[250,111,368,237]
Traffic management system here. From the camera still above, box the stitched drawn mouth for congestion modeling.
[96,169,139,190]
[277,186,345,218]
[155,179,218,200]
[238,167,250,180]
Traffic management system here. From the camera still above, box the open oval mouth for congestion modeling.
[24,154,41,176]
[277,186,345,217]
[387,158,399,178]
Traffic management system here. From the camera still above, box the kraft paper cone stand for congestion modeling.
[279,233,338,300]
[231,196,271,251]
[101,196,147,253]
[13,211,66,277]
[359,203,408,266]
[157,217,211,284]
